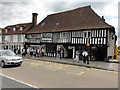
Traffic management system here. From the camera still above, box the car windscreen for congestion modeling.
[1,51,16,56]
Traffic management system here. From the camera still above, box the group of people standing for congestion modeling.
[73,50,89,64]
[21,47,45,58]
[21,46,89,64]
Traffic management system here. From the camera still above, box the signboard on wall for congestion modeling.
[42,33,52,38]
[42,38,52,41]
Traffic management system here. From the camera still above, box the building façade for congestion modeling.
[26,6,117,61]
[2,23,32,53]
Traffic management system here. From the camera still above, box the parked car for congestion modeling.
[0,50,23,68]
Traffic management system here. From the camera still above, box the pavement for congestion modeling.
[23,55,119,72]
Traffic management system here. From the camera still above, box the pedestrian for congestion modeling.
[33,48,36,57]
[56,49,60,59]
[73,54,79,62]
[22,48,26,57]
[16,48,18,55]
[41,48,45,57]
[58,49,61,58]
[30,48,33,57]
[37,48,40,57]
[82,50,89,64]
[14,48,17,54]
[27,47,30,58]
[18,49,21,54]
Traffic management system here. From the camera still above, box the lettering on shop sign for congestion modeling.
[42,38,52,41]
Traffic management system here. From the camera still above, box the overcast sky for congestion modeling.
[0,0,119,44]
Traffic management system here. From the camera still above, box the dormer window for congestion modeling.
[56,23,59,26]
[41,22,45,26]
[5,29,8,33]
[20,27,23,31]
[13,28,16,31]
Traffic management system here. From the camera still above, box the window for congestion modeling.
[88,32,91,37]
[41,22,45,26]
[18,35,21,42]
[56,23,59,26]
[84,31,91,38]
[84,32,87,37]
[10,35,13,42]
[20,27,23,31]
[61,32,67,38]
[42,33,52,38]
[13,28,16,31]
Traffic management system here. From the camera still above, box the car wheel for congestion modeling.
[17,64,21,67]
[0,61,5,68]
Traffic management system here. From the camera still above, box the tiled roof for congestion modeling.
[2,23,32,35]
[0,28,3,30]
[27,5,114,34]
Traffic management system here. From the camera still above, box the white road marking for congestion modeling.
[0,73,38,89]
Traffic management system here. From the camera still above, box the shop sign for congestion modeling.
[68,46,73,49]
[42,38,52,41]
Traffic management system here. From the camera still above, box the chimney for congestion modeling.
[102,16,105,21]
[32,13,38,27]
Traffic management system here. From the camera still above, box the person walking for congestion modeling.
[82,50,89,64]
[14,48,17,54]
[73,54,79,62]
[30,48,33,57]
[41,48,45,57]
[22,48,26,57]
[27,47,30,58]
[36,48,40,57]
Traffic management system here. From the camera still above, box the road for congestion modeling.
[1,75,37,89]
[0,58,118,88]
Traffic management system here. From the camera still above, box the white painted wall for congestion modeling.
[21,34,25,42]
[13,35,18,42]
[107,30,115,58]
[0,36,2,43]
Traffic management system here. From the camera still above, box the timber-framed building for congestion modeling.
[26,6,117,61]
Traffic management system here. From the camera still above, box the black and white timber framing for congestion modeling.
[26,28,116,61]
[25,6,117,61]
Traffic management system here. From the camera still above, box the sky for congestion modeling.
[0,0,119,45]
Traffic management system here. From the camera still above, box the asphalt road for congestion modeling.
[0,58,118,88]
[1,75,38,89]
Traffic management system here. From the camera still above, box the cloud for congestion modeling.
[0,1,37,27]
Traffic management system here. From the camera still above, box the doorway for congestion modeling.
[67,49,73,58]
[91,45,106,61]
